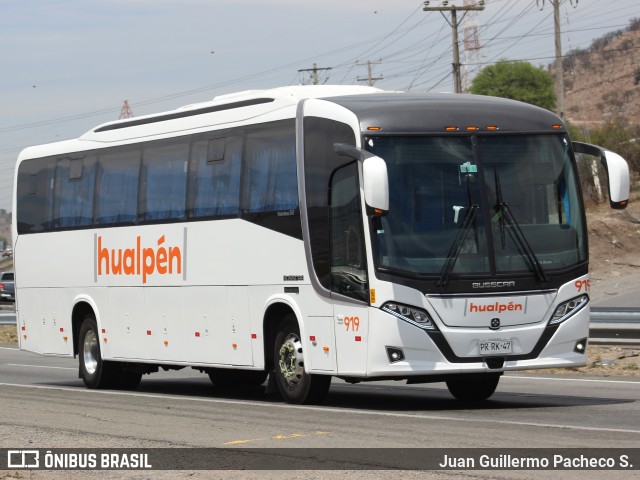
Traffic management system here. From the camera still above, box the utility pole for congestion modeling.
[553,0,565,119]
[538,0,578,119]
[357,60,383,86]
[298,63,332,85]
[423,1,485,93]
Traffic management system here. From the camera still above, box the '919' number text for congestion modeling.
[344,316,360,332]
[575,279,590,293]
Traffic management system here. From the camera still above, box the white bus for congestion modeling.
[12,86,630,404]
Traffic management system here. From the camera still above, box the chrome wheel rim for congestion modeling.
[83,329,99,375]
[278,333,304,388]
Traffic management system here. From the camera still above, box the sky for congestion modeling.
[1,0,638,212]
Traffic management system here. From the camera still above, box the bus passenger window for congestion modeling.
[188,135,242,218]
[16,157,55,233]
[242,122,297,214]
[95,150,140,225]
[140,142,189,222]
[54,156,96,228]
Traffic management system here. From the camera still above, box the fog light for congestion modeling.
[574,338,587,354]
[386,347,405,363]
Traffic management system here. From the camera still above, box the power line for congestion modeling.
[336,3,425,82]
[1,5,637,138]
[423,1,486,93]
[297,64,332,85]
[356,60,383,86]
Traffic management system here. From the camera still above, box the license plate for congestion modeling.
[478,340,512,355]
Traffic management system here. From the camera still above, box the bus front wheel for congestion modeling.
[446,374,501,402]
[273,315,331,404]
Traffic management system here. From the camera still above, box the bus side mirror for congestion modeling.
[572,141,630,210]
[334,143,389,214]
[363,155,389,214]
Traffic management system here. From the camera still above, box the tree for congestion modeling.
[569,118,639,206]
[581,118,640,175]
[469,60,556,111]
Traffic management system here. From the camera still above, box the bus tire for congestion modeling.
[118,369,143,390]
[273,314,331,404]
[446,374,500,402]
[78,314,120,389]
[207,368,268,388]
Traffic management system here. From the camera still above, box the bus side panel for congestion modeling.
[226,286,254,366]
[105,285,256,366]
[16,287,73,356]
[107,287,147,361]
[333,300,369,376]
[42,287,73,355]
[16,288,47,355]
[182,286,232,365]
[143,286,185,361]
[248,285,335,373]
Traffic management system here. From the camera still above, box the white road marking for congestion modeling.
[504,375,640,385]
[0,382,639,435]
[6,363,76,371]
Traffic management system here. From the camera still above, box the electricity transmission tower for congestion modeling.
[119,100,134,119]
[462,0,482,91]
[423,1,485,93]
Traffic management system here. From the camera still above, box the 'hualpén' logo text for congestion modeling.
[469,302,523,314]
[96,234,183,284]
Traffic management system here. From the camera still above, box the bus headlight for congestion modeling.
[548,294,589,325]
[382,302,436,330]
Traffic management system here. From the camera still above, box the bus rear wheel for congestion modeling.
[273,315,330,404]
[79,314,119,388]
[78,314,141,389]
[446,374,501,402]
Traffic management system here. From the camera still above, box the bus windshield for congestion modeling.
[366,134,587,280]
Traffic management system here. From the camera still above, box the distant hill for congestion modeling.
[563,18,640,128]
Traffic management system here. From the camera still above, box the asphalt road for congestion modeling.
[0,345,638,479]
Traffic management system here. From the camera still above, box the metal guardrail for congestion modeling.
[589,307,640,345]
[0,312,16,325]
[1,308,639,343]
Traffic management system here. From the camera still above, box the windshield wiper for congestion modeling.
[437,169,479,289]
[493,168,547,283]
[436,203,478,288]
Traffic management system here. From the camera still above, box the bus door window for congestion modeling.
[329,162,368,303]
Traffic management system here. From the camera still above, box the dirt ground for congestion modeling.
[587,189,640,289]
[574,188,640,376]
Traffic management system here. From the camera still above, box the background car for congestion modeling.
[0,271,15,302]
